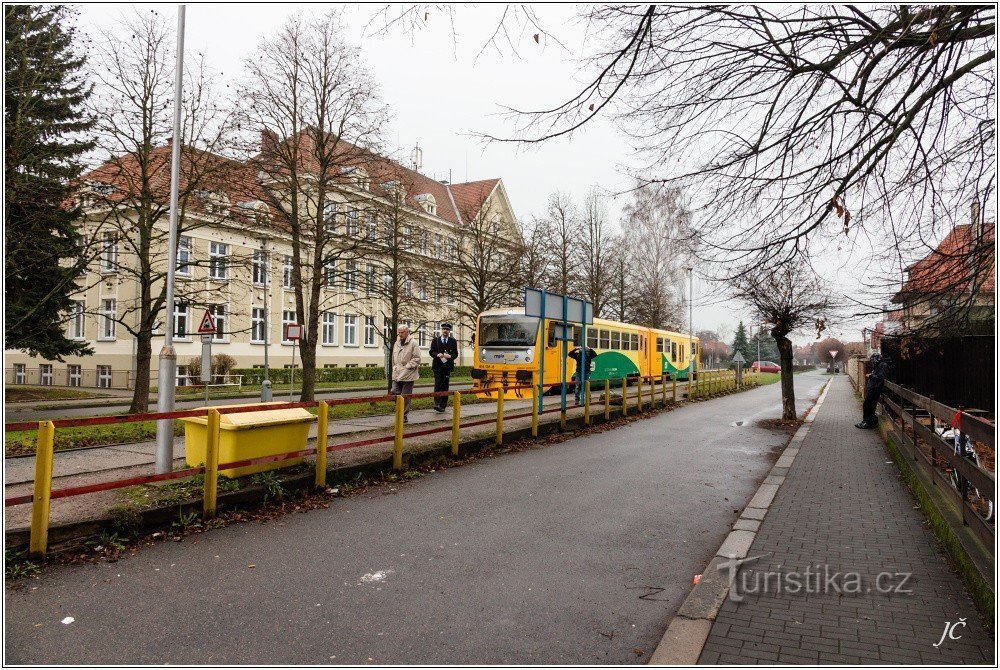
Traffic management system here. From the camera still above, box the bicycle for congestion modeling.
[936,424,994,523]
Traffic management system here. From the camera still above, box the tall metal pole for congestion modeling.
[259,237,272,401]
[683,267,694,378]
[154,5,186,474]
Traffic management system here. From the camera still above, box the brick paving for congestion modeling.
[699,376,994,665]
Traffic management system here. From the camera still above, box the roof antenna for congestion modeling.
[411,142,423,172]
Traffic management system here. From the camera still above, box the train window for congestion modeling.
[631,333,639,350]
[671,341,677,362]
[599,329,610,348]
[680,344,685,361]
[664,338,671,355]
[611,331,620,349]
[547,323,556,347]
[656,337,663,352]
[587,329,598,348]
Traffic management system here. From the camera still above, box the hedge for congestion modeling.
[233,365,474,385]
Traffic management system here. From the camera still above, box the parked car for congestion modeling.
[751,361,781,373]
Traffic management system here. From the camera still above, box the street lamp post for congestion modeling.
[258,236,272,402]
[682,266,694,377]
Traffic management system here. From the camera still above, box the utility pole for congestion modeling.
[683,267,694,377]
[154,4,185,474]
[259,236,272,401]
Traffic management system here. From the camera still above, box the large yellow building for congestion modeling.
[5,137,518,389]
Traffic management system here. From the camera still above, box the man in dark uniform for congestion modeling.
[568,344,598,404]
[430,322,459,412]
[856,351,890,429]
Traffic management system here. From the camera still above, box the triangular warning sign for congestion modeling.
[197,310,216,334]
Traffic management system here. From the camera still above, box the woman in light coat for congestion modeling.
[391,325,421,421]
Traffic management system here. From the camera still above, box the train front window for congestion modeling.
[479,316,539,347]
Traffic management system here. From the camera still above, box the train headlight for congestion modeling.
[525,354,532,363]
[480,348,486,358]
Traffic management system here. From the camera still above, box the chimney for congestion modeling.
[261,129,278,157]
[971,199,982,239]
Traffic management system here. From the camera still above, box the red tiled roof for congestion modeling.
[892,223,996,303]
[448,179,500,222]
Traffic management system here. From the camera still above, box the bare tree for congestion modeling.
[539,190,577,295]
[496,5,995,322]
[85,11,237,412]
[604,237,632,322]
[241,11,389,401]
[518,217,550,293]
[731,263,835,420]
[577,186,613,315]
[620,182,692,329]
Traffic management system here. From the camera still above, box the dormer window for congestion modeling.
[199,190,231,217]
[415,193,437,216]
[343,166,369,191]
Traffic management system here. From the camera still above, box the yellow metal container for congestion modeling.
[182,403,314,478]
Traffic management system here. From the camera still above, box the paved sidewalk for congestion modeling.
[699,376,994,664]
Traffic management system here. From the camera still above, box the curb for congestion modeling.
[648,379,832,665]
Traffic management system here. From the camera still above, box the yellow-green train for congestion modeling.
[471,308,699,398]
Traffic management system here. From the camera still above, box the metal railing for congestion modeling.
[880,381,995,555]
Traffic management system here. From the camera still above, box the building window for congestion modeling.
[70,300,86,339]
[448,240,458,261]
[39,364,53,386]
[177,236,192,275]
[210,304,226,342]
[447,283,455,304]
[434,234,442,260]
[324,363,338,369]
[403,275,412,297]
[252,249,267,285]
[97,365,112,389]
[345,260,358,292]
[365,264,376,294]
[418,326,427,348]
[68,364,81,387]
[346,209,359,237]
[325,260,337,288]
[345,363,358,369]
[209,242,229,280]
[176,365,189,387]
[282,310,297,343]
[101,231,118,272]
[419,282,427,301]
[14,364,26,385]
[251,307,265,343]
[100,299,116,339]
[366,212,377,241]
[323,202,339,233]
[366,363,378,368]
[343,314,357,346]
[364,316,377,347]
[283,255,293,288]
[402,225,413,249]
[173,301,189,339]
[322,311,337,345]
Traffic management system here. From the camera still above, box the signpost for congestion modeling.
[524,288,594,413]
[830,349,839,374]
[285,323,303,399]
[732,351,746,387]
[197,310,216,406]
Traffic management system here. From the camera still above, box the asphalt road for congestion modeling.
[5,373,826,664]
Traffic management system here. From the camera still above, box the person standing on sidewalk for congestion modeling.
[568,344,597,405]
[429,322,458,413]
[856,351,890,429]
[391,325,421,423]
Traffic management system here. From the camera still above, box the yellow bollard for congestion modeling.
[673,374,678,403]
[584,380,591,425]
[560,383,567,430]
[450,391,462,456]
[621,377,628,416]
[204,408,220,517]
[29,421,55,558]
[604,379,610,420]
[393,395,405,470]
[531,385,539,437]
[496,391,504,446]
[316,401,328,488]
[649,376,655,408]
[637,376,644,412]
[661,373,667,406]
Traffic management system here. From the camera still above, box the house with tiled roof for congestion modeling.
[888,204,996,336]
[5,133,518,390]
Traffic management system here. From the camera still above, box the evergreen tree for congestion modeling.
[5,5,94,359]
[730,321,752,362]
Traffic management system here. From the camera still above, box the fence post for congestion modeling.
[203,408,220,517]
[316,401,328,488]
[451,391,461,456]
[393,395,405,470]
[621,377,628,416]
[604,379,610,420]
[661,373,667,406]
[496,391,504,446]
[560,382,567,430]
[637,376,644,412]
[584,380,591,425]
[531,385,539,437]
[673,374,678,403]
[29,421,55,558]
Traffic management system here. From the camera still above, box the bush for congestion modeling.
[187,353,240,384]
[232,365,474,385]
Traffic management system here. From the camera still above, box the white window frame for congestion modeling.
[101,231,118,273]
[365,264,376,294]
[343,314,358,347]
[176,236,192,276]
[322,311,338,346]
[70,300,86,339]
[282,310,297,344]
[210,304,227,342]
[209,241,229,280]
[325,259,337,288]
[346,209,359,237]
[39,364,53,386]
[323,202,339,233]
[283,255,293,289]
[176,365,189,387]
[345,259,358,292]
[97,365,112,389]
[364,315,377,347]
[14,364,26,385]
[99,299,116,340]
[67,364,82,387]
[366,212,378,241]
[252,249,267,286]
[173,301,190,340]
[251,307,266,344]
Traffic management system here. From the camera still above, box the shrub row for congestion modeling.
[233,365,474,385]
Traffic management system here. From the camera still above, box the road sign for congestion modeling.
[830,350,839,359]
[732,351,746,364]
[524,288,593,324]
[285,323,303,341]
[197,310,216,334]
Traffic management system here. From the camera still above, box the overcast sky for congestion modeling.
[75,3,887,347]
